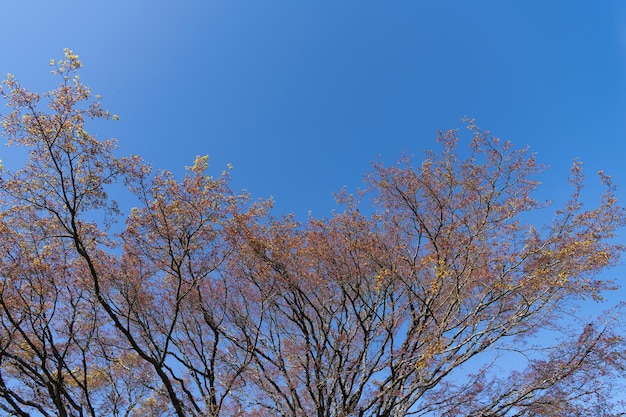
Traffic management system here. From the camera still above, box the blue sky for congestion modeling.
[2,1,625,218]
[2,3,626,266]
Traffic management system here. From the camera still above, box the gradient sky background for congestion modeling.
[2,2,626,310]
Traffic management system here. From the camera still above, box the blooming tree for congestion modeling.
[0,51,625,417]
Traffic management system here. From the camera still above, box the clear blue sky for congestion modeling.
[2,1,625,217]
[2,2,626,257]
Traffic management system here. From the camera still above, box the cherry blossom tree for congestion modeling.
[1,51,625,416]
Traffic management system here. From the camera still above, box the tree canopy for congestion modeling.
[1,50,625,417]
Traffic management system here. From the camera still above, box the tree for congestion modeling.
[0,50,625,416]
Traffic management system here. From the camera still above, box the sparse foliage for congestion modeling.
[1,51,625,416]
